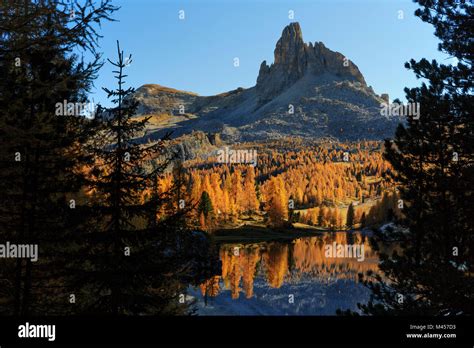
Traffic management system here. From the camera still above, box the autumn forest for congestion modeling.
[154,139,402,232]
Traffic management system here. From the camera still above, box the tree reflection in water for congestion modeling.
[199,232,382,301]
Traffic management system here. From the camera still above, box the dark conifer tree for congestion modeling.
[198,191,214,219]
[70,42,219,315]
[360,212,366,228]
[346,203,355,229]
[359,0,473,315]
[0,0,116,315]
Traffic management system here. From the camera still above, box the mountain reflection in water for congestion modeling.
[190,231,381,315]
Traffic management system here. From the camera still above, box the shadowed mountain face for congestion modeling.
[135,22,400,142]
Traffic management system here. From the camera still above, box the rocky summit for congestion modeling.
[256,22,365,105]
[135,22,401,143]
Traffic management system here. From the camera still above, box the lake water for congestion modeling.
[190,231,380,315]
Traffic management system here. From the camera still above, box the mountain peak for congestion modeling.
[283,22,303,38]
[274,22,304,65]
[256,22,366,104]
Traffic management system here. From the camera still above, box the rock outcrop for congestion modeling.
[256,22,365,105]
[134,84,198,116]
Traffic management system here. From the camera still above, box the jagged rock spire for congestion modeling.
[256,22,366,104]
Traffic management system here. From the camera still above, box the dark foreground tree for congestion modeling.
[357,0,473,315]
[0,0,117,316]
[68,42,219,315]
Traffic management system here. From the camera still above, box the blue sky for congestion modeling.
[87,0,452,106]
